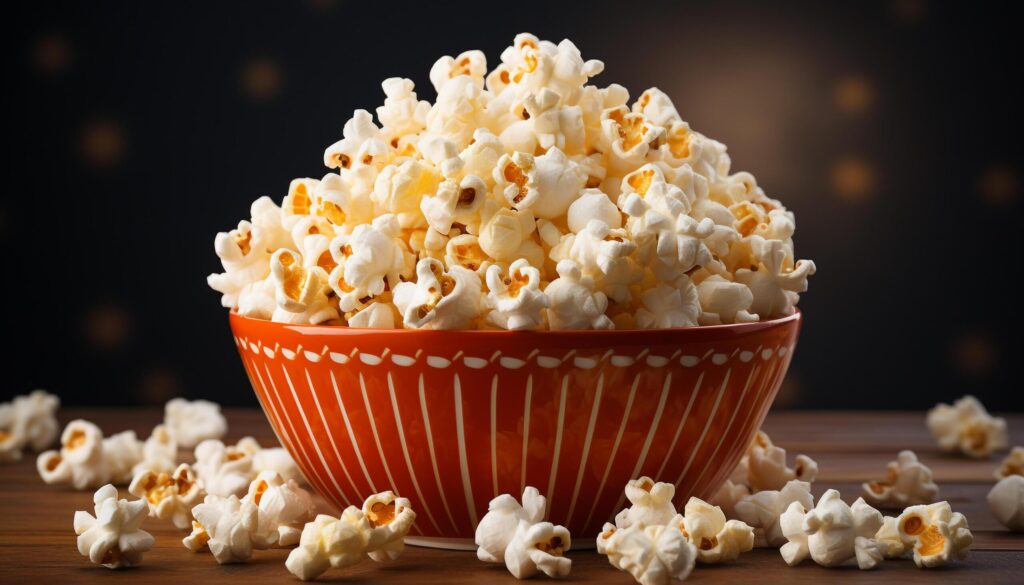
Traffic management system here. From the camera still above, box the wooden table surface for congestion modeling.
[2,408,1022,584]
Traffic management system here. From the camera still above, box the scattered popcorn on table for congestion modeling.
[38,419,142,489]
[894,501,973,568]
[73,484,154,569]
[285,491,416,581]
[987,475,1024,531]
[679,497,754,564]
[874,515,908,559]
[708,479,750,521]
[250,443,304,486]
[861,450,939,508]
[779,489,885,570]
[242,470,316,547]
[0,390,59,462]
[734,430,818,492]
[476,487,570,578]
[995,446,1024,479]
[132,424,178,476]
[208,33,816,329]
[185,494,276,563]
[614,477,678,530]
[128,463,204,530]
[163,398,228,449]
[926,395,1008,458]
[193,438,257,498]
[597,522,696,585]
[734,480,813,548]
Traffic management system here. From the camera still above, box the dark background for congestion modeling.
[4,0,1021,410]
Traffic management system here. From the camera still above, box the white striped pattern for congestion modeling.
[564,374,605,526]
[653,373,704,481]
[418,375,459,532]
[490,375,499,498]
[520,375,533,495]
[673,369,732,487]
[687,365,760,493]
[386,373,442,534]
[581,373,641,534]
[453,374,479,528]
[302,368,360,503]
[357,374,401,494]
[329,372,378,493]
[608,373,673,521]
[544,375,570,519]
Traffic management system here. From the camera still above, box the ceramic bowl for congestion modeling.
[228,310,801,549]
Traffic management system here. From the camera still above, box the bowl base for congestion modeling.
[406,536,597,551]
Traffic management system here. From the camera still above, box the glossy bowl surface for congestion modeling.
[229,311,801,548]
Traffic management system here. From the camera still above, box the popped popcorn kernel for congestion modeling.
[74,484,154,569]
[209,33,815,330]
[927,395,1008,458]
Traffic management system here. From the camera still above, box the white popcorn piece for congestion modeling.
[129,463,204,530]
[38,420,110,489]
[780,490,885,570]
[207,220,272,308]
[874,515,907,558]
[421,175,487,236]
[696,275,759,325]
[567,188,621,234]
[738,431,818,492]
[372,159,441,227]
[615,477,678,530]
[193,438,256,498]
[987,475,1024,531]
[598,522,696,585]
[734,480,813,547]
[285,511,372,580]
[376,77,429,139]
[545,259,614,330]
[185,494,276,563]
[734,237,815,319]
[429,50,487,93]
[632,87,681,127]
[600,106,665,175]
[494,152,541,210]
[163,398,227,449]
[244,441,303,486]
[236,276,277,320]
[996,446,1024,479]
[347,302,397,329]
[102,431,145,485]
[270,249,338,324]
[445,233,493,274]
[478,205,543,265]
[242,470,316,547]
[679,498,754,564]
[926,395,1009,458]
[559,219,642,304]
[861,450,939,508]
[527,147,586,220]
[393,258,482,330]
[329,214,412,312]
[132,424,178,477]
[476,487,547,563]
[323,109,388,172]
[504,521,572,579]
[895,501,973,568]
[362,491,417,562]
[485,259,549,330]
[636,277,701,329]
[709,479,751,521]
[426,75,489,149]
[1,390,60,461]
[74,484,154,569]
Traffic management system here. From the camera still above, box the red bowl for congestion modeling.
[229,311,801,549]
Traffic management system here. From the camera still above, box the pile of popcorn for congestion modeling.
[208,33,816,330]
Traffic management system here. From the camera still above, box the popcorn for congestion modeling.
[476,487,547,563]
[895,501,973,568]
[614,477,678,530]
[163,398,227,449]
[598,522,696,585]
[129,463,204,530]
[242,470,316,547]
[132,424,178,477]
[996,446,1024,479]
[285,491,416,581]
[393,258,482,329]
[779,490,885,570]
[485,259,549,330]
[209,33,815,330]
[679,498,754,564]
[708,479,751,521]
[185,494,276,563]
[0,389,59,461]
[74,484,154,569]
[38,420,142,489]
[504,521,572,579]
[242,439,303,485]
[736,431,818,492]
[733,480,813,547]
[545,259,614,330]
[987,475,1024,531]
[193,438,256,498]
[874,515,907,558]
[861,450,939,508]
[926,395,1009,458]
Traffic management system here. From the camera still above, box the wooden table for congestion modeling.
[2,409,1022,584]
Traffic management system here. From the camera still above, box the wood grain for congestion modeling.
[1,409,1021,584]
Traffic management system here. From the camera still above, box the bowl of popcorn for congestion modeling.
[210,33,814,549]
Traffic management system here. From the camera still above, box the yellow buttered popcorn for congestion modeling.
[209,33,816,329]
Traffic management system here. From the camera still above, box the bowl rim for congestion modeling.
[229,308,801,338]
